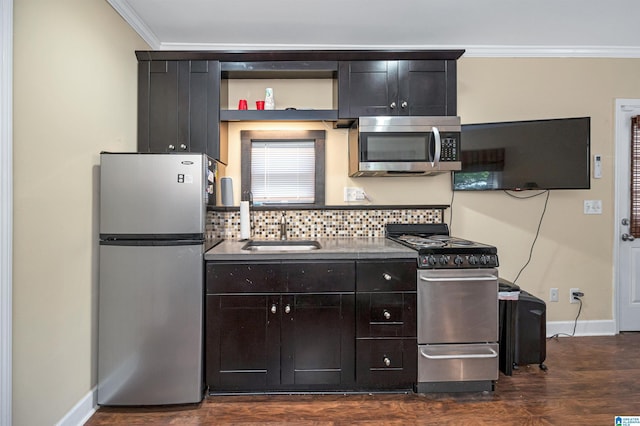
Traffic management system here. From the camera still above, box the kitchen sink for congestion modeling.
[241,240,322,252]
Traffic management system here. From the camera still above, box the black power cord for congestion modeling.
[548,294,583,339]
[448,188,455,232]
[507,190,550,284]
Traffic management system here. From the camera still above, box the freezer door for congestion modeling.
[97,242,204,405]
[100,153,211,237]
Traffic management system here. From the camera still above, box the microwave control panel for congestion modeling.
[440,134,460,161]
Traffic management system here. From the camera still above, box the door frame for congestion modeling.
[614,99,640,332]
[0,0,12,425]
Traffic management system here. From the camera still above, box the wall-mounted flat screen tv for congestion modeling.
[452,117,591,191]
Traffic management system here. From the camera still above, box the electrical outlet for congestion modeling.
[550,288,559,302]
[570,287,582,304]
[344,187,365,202]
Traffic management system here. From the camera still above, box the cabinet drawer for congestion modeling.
[206,262,283,293]
[417,343,499,383]
[356,260,416,292]
[356,292,416,338]
[356,338,416,389]
[285,261,355,292]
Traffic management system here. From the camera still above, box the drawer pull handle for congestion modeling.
[383,356,391,367]
[271,304,277,314]
[284,304,291,314]
[420,347,498,360]
[382,273,392,281]
[420,275,496,282]
[383,310,391,320]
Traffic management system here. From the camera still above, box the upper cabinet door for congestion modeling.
[338,60,456,119]
[138,60,225,162]
[397,60,456,116]
[338,61,398,117]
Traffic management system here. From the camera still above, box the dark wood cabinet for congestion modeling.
[205,260,355,393]
[355,259,417,390]
[138,60,226,162]
[338,60,457,118]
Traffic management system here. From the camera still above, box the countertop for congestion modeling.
[204,237,416,261]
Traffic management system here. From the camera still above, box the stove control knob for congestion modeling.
[480,255,489,265]
[428,255,437,266]
[454,255,464,266]
[468,255,478,265]
[438,255,449,265]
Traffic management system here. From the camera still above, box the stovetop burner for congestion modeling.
[386,223,499,269]
[396,235,447,248]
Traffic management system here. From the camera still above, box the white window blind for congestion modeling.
[251,140,315,203]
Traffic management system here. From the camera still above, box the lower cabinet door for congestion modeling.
[356,339,417,389]
[281,293,356,388]
[206,293,356,392]
[205,295,281,392]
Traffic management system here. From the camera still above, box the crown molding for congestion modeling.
[106,0,160,49]
[155,42,640,58]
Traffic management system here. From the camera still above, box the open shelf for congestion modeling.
[220,109,339,121]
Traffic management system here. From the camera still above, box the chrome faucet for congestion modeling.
[280,211,287,240]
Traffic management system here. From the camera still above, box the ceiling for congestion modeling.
[107,0,640,57]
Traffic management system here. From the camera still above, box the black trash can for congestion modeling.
[515,290,547,368]
[498,278,547,375]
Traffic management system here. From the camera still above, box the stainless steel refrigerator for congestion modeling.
[97,152,218,405]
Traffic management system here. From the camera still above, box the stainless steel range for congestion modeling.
[386,223,499,393]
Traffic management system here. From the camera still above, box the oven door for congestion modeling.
[417,268,498,344]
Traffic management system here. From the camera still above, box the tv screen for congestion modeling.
[452,117,591,191]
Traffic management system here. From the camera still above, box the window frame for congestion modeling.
[241,130,326,206]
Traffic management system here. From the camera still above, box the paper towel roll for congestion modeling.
[240,201,250,240]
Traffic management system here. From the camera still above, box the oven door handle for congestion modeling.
[420,347,498,360]
[419,275,497,282]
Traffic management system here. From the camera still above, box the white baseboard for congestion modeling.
[56,387,97,426]
[546,319,616,338]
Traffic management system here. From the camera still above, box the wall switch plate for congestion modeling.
[344,187,365,202]
[550,288,559,302]
[584,200,602,214]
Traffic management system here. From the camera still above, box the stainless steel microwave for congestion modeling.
[348,116,462,177]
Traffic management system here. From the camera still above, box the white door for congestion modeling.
[615,99,640,331]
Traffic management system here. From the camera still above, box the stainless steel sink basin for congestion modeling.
[241,240,321,252]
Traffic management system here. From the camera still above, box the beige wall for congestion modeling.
[11,1,640,424]
[454,58,640,321]
[13,0,148,424]
[223,58,640,325]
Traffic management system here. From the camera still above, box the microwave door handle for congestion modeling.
[431,127,441,167]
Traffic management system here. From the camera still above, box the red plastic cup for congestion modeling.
[256,100,265,110]
[238,99,248,110]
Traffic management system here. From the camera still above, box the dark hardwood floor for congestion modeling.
[86,333,640,425]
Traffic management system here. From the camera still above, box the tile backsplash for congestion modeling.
[207,207,444,240]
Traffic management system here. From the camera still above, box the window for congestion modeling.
[241,130,325,206]
[631,116,640,236]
